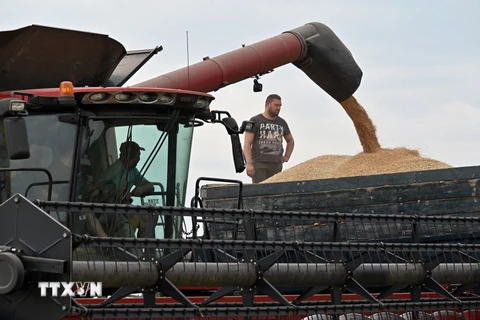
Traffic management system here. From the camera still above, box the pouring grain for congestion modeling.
[340,96,381,153]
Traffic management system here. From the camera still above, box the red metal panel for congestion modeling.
[462,310,480,320]
[431,311,468,320]
[133,33,303,92]
[73,292,445,306]
[67,293,454,320]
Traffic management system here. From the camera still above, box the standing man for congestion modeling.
[243,94,295,183]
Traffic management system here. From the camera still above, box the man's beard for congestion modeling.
[268,109,279,117]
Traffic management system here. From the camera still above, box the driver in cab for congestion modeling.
[99,141,154,200]
[95,140,155,238]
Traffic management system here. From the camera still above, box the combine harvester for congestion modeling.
[0,22,478,320]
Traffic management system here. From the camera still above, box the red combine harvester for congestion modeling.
[0,23,479,320]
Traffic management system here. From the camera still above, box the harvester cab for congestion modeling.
[0,25,249,241]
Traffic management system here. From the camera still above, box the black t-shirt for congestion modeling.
[248,113,290,163]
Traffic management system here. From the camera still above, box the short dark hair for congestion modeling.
[265,94,281,105]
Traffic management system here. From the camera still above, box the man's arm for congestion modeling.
[132,178,155,196]
[282,133,295,163]
[243,131,255,178]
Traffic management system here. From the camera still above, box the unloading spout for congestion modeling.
[134,22,363,103]
[285,22,363,102]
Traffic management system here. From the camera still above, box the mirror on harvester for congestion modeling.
[221,117,245,173]
[221,117,239,135]
[4,117,30,160]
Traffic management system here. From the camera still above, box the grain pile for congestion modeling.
[263,148,452,183]
[262,96,451,183]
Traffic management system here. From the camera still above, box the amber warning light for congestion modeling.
[59,81,74,96]
[58,81,76,104]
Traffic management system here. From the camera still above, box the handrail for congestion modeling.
[0,167,53,201]
[25,180,69,199]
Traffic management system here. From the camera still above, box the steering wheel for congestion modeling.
[88,180,119,203]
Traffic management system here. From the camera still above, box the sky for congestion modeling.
[3,0,480,204]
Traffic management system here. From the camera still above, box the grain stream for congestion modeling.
[340,96,381,153]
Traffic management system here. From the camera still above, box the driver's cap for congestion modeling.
[120,141,145,155]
